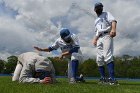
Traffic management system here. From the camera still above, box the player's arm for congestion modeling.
[34,39,59,52]
[93,28,99,46]
[110,21,117,38]
[59,46,80,59]
[19,62,41,83]
[59,51,70,59]
[92,36,99,46]
[107,12,117,38]
[34,46,50,52]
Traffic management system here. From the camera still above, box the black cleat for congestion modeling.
[108,78,119,85]
[76,74,85,83]
[98,78,107,84]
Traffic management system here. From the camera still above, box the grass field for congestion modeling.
[0,76,140,93]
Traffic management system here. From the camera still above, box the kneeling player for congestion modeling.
[12,52,56,84]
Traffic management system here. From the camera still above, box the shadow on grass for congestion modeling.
[82,80,140,86]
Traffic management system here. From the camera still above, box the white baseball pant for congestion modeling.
[96,35,114,66]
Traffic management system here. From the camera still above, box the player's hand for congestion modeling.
[40,77,52,84]
[93,39,97,46]
[110,30,116,38]
[59,54,63,59]
[34,46,43,51]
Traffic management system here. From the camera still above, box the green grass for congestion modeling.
[0,76,140,93]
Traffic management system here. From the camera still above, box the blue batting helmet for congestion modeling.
[35,69,51,79]
[60,28,70,39]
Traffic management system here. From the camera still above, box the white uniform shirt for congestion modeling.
[17,52,55,83]
[18,52,40,65]
[49,33,80,53]
[95,12,116,36]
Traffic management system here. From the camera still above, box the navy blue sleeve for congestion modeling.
[48,47,54,51]
[69,46,80,54]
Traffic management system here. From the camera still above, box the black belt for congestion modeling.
[99,31,109,37]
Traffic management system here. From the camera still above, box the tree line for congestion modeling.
[0,55,140,78]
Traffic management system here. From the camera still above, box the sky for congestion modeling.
[0,0,140,60]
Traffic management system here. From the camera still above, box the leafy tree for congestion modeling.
[3,56,18,74]
[79,58,99,77]
[0,60,5,73]
[122,54,132,62]
[48,57,67,76]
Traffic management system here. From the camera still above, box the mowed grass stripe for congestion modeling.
[0,77,140,93]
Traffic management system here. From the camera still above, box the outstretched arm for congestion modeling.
[34,46,50,52]
[59,51,70,59]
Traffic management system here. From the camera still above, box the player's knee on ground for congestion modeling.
[71,53,80,61]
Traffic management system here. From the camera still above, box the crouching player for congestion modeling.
[12,52,56,84]
[34,28,85,84]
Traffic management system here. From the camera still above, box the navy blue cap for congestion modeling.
[60,28,70,39]
[94,2,103,9]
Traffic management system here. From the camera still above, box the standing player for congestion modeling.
[92,2,118,85]
[34,28,84,84]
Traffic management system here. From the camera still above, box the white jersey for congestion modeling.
[95,12,116,36]
[50,33,80,53]
[94,12,116,66]
[18,52,40,65]
[49,34,83,81]
[13,52,55,83]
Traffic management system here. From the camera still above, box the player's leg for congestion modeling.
[70,53,80,83]
[103,35,114,79]
[72,59,79,79]
[107,62,118,85]
[107,62,114,80]
[71,51,85,83]
[96,39,105,78]
[99,66,105,79]
[12,62,23,81]
[71,59,79,80]
[50,62,57,83]
[96,38,106,83]
[68,60,73,82]
[103,35,118,85]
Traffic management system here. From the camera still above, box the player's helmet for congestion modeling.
[94,2,103,10]
[34,69,51,79]
[94,2,103,16]
[34,60,52,79]
[60,28,72,43]
[60,28,70,38]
